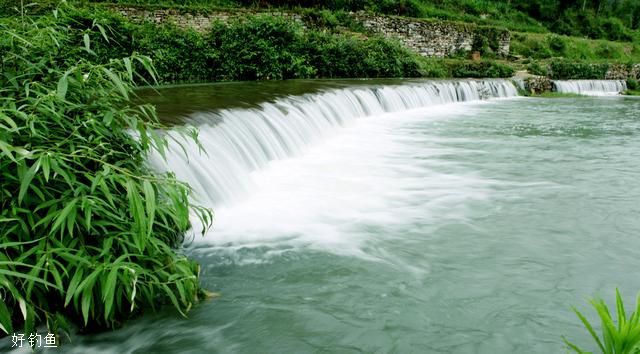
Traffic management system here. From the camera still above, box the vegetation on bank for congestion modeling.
[565,289,640,354]
[76,0,640,42]
[511,32,640,62]
[3,1,638,83]
[33,6,514,83]
[0,6,212,335]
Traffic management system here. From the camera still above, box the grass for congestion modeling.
[623,90,640,96]
[564,289,640,354]
[408,0,548,34]
[511,32,640,63]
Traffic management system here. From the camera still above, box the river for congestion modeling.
[63,79,640,353]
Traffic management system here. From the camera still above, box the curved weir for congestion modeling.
[553,79,627,96]
[149,80,518,207]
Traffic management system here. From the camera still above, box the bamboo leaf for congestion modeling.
[0,269,59,289]
[103,267,118,320]
[18,159,40,204]
[0,301,13,334]
[57,71,69,100]
[0,113,18,130]
[123,57,133,81]
[94,23,109,43]
[81,287,92,325]
[102,68,129,100]
[83,33,95,55]
[143,180,156,236]
[50,198,78,236]
[0,140,16,162]
[40,154,50,182]
[64,268,84,307]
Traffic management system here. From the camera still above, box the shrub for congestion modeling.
[417,59,448,78]
[472,27,509,57]
[549,60,610,80]
[205,16,315,80]
[627,79,639,90]
[448,60,514,78]
[547,35,566,55]
[528,61,549,76]
[0,6,212,335]
[62,10,423,83]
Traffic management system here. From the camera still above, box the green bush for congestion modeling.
[548,60,610,80]
[547,35,566,55]
[0,0,57,16]
[471,27,509,57]
[448,60,514,78]
[205,16,316,80]
[0,6,212,335]
[527,61,549,76]
[416,59,448,78]
[627,78,639,90]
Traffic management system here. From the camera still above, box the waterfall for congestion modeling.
[552,79,627,96]
[149,80,518,207]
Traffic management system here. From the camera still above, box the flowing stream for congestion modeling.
[49,79,640,353]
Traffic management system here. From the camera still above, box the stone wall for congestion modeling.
[352,12,510,58]
[111,6,510,58]
[112,6,305,32]
[524,76,553,94]
[605,63,640,80]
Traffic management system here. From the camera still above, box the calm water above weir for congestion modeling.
[69,81,640,353]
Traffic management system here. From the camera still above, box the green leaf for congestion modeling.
[102,68,129,100]
[83,33,95,55]
[573,306,605,353]
[123,57,133,81]
[50,198,78,236]
[23,303,35,337]
[103,267,118,320]
[81,287,92,325]
[143,180,156,236]
[94,23,109,43]
[0,140,15,162]
[64,268,84,307]
[0,269,59,289]
[18,159,40,204]
[57,71,69,100]
[40,154,50,182]
[0,113,18,131]
[0,301,13,334]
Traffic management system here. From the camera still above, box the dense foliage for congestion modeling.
[0,6,212,335]
[59,8,423,83]
[548,60,610,79]
[78,0,640,42]
[511,32,640,62]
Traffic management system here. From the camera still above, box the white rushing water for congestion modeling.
[553,79,626,96]
[149,79,517,253]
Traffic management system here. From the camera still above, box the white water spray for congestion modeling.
[150,80,517,207]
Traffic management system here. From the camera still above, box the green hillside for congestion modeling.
[61,0,640,42]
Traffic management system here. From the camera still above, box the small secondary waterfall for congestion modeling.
[553,79,627,96]
[149,80,518,207]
